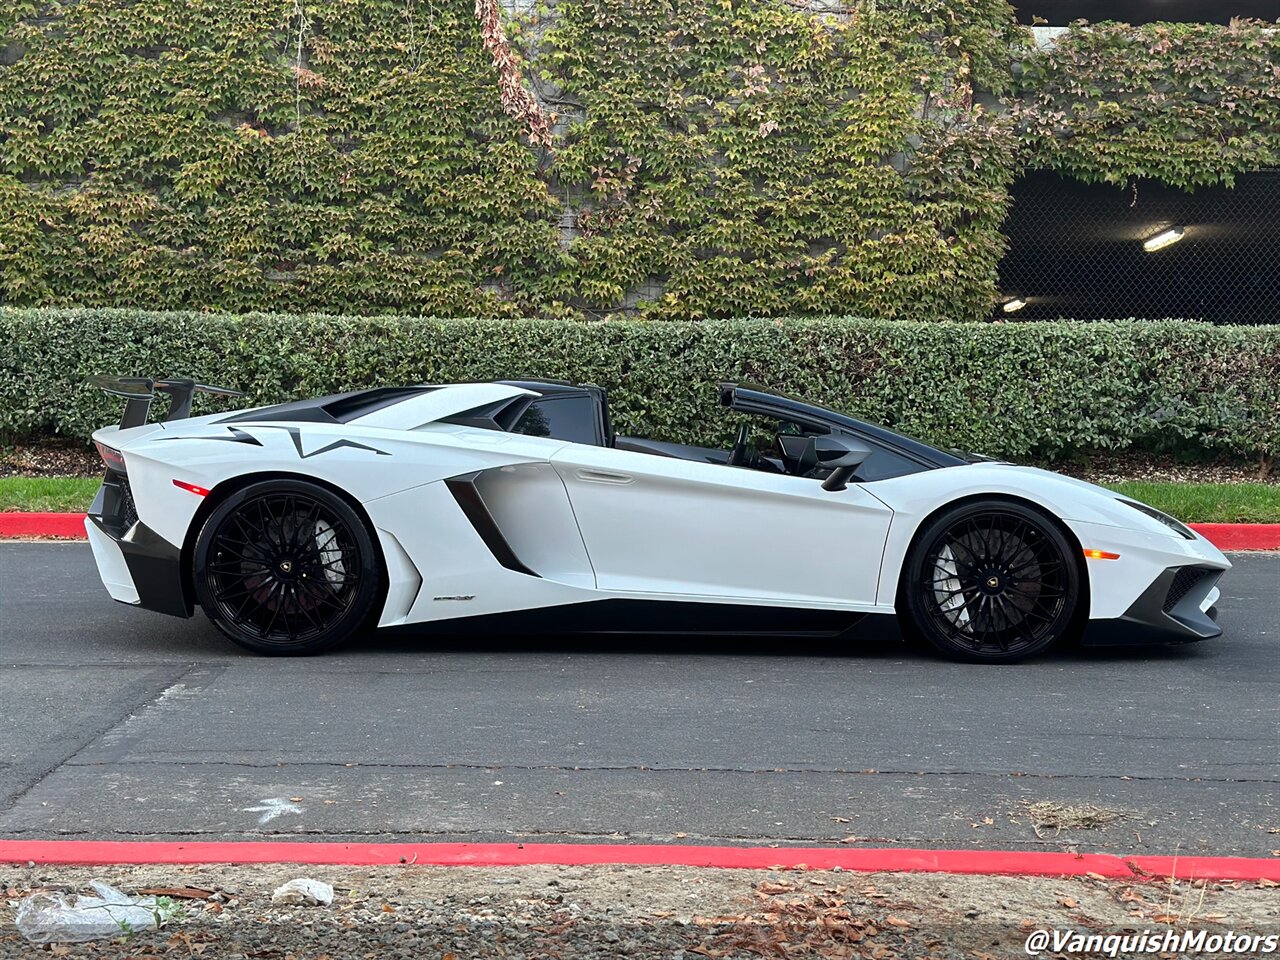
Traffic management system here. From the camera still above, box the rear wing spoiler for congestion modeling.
[87,376,244,428]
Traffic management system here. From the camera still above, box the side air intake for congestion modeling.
[444,474,541,578]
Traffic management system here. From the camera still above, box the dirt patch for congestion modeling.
[0,441,99,479]
[1045,451,1277,486]
[2,863,1277,958]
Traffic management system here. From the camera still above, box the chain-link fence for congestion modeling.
[995,170,1280,324]
[1012,0,1277,26]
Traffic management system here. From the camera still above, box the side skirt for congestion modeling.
[384,598,898,641]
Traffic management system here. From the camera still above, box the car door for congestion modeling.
[549,444,893,606]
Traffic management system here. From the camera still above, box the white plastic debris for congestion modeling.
[15,880,174,944]
[271,878,334,906]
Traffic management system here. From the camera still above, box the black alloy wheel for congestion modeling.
[901,500,1081,663]
[193,479,381,655]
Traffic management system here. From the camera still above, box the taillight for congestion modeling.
[95,441,127,475]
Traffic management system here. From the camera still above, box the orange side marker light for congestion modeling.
[173,479,212,497]
[1083,548,1120,560]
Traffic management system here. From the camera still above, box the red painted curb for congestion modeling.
[1190,523,1280,551]
[0,840,1277,882]
[0,512,86,539]
[1,514,1279,549]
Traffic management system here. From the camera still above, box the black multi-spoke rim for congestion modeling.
[205,493,361,645]
[920,512,1068,655]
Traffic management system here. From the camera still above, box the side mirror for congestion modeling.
[815,435,871,491]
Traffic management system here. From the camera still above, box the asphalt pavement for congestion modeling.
[0,544,1276,854]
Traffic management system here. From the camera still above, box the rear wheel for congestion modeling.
[901,500,1081,664]
[192,480,380,655]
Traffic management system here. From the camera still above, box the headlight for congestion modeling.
[1116,498,1195,540]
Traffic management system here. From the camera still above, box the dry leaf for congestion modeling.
[885,915,911,927]
[757,881,795,895]
[692,912,745,924]
[140,886,216,899]
[1058,897,1078,909]
[1258,878,1278,888]
[1085,872,1108,881]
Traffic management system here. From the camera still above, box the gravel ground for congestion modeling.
[2,864,1277,958]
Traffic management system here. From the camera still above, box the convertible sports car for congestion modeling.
[84,376,1230,662]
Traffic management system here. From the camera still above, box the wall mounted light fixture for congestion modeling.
[1142,226,1185,253]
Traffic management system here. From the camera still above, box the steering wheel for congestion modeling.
[727,422,754,467]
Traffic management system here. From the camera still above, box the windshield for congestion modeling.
[725,384,969,470]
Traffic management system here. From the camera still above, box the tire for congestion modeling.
[192,479,381,655]
[899,499,1081,664]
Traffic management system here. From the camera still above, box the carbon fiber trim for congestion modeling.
[86,516,192,619]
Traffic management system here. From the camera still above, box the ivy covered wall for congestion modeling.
[1010,20,1280,190]
[0,1,1276,320]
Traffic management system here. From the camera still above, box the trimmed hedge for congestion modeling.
[3,309,1278,469]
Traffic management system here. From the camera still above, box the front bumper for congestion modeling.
[86,475,192,619]
[1081,563,1224,646]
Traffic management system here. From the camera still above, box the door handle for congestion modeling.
[576,469,634,485]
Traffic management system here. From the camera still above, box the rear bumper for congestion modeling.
[86,478,192,619]
[1081,564,1224,646]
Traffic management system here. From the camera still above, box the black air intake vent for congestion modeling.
[117,476,139,530]
[1163,566,1214,613]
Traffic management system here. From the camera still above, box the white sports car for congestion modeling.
[84,376,1230,662]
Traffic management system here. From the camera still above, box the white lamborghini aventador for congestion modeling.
[83,376,1229,662]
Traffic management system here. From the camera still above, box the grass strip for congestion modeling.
[0,476,102,513]
[1106,480,1280,524]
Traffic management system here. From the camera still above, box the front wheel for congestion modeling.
[900,500,1082,664]
[192,480,381,655]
